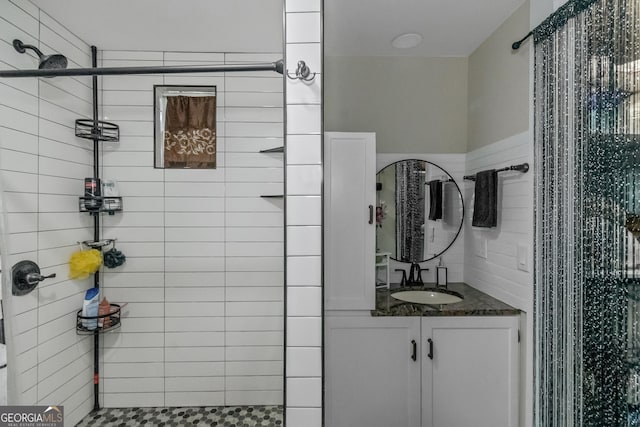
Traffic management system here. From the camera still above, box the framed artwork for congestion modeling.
[153,85,217,169]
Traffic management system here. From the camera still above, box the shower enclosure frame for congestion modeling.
[0,49,289,413]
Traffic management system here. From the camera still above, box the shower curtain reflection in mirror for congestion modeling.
[395,160,425,262]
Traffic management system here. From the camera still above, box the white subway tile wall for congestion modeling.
[0,1,95,425]
[0,1,326,424]
[285,2,323,425]
[463,132,533,312]
[99,49,284,408]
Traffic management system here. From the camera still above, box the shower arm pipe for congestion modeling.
[0,60,284,78]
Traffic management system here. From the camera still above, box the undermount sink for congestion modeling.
[391,289,463,305]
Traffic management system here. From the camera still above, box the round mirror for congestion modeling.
[376,159,464,263]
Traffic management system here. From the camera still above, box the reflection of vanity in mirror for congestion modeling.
[376,159,463,285]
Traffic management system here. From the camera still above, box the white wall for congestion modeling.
[531,0,555,28]
[0,1,95,425]
[467,2,529,152]
[464,2,534,425]
[464,4,532,310]
[324,56,468,154]
[284,1,324,426]
[98,50,284,408]
[464,133,534,427]
[463,133,532,311]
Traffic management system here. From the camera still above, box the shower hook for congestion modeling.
[287,60,316,82]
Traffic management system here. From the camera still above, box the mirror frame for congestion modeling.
[376,159,465,263]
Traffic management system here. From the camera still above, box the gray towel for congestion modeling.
[442,181,459,228]
[428,180,443,220]
[472,170,498,227]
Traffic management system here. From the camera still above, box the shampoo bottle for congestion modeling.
[82,287,100,330]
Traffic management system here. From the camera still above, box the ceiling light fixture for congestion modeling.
[391,33,423,49]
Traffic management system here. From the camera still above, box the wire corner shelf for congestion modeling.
[75,119,120,142]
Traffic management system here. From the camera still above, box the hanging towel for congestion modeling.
[472,169,498,227]
[164,95,217,169]
[428,180,443,220]
[442,181,458,228]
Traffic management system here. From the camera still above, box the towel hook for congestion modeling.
[287,60,316,82]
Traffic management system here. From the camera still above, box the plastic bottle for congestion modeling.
[98,297,111,329]
[82,288,100,330]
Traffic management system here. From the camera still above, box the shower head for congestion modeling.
[13,39,67,70]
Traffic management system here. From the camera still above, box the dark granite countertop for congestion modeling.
[372,282,520,316]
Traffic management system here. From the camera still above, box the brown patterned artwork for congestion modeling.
[163,95,216,168]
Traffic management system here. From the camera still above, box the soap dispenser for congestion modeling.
[436,258,448,288]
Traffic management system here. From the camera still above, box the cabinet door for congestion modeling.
[325,132,376,310]
[421,316,519,427]
[325,316,421,427]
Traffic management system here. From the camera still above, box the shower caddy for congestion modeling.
[74,239,124,335]
[73,46,123,411]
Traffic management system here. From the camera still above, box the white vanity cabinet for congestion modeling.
[421,316,520,427]
[324,132,377,310]
[325,316,421,427]
[324,315,519,427]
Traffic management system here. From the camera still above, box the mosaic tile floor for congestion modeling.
[76,405,283,427]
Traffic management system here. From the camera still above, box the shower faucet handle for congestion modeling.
[25,272,56,285]
[12,260,55,296]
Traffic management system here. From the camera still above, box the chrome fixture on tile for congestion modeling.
[11,260,56,296]
[287,60,316,82]
[12,39,67,70]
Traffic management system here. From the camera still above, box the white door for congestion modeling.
[325,316,421,427]
[421,316,519,427]
[324,132,376,310]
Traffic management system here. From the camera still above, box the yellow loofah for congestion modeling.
[69,249,103,279]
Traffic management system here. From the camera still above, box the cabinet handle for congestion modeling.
[368,205,374,224]
[411,339,417,361]
[427,338,434,360]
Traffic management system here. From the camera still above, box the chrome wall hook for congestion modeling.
[287,60,316,82]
